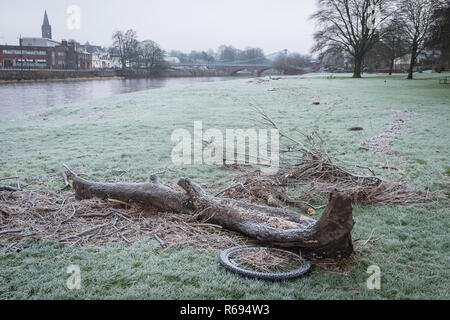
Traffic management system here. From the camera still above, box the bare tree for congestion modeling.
[139,40,167,74]
[218,45,237,62]
[111,29,139,71]
[321,50,349,69]
[380,18,410,75]
[237,47,267,63]
[425,0,450,72]
[273,53,311,74]
[399,0,435,79]
[310,0,392,78]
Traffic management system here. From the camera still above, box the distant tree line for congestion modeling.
[169,49,216,63]
[109,1,448,79]
[108,30,315,77]
[109,31,290,76]
[110,29,167,75]
[272,53,313,75]
[310,0,449,79]
[168,46,269,64]
[168,46,314,75]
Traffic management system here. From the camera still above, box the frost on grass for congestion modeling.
[224,108,433,208]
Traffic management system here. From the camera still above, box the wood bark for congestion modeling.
[72,175,355,259]
[408,43,418,80]
[353,55,363,78]
[389,58,395,75]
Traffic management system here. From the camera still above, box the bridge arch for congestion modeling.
[256,67,276,77]
[229,68,255,76]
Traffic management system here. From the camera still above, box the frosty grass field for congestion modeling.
[0,72,449,299]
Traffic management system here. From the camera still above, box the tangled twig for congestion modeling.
[219,107,433,207]
[0,189,247,251]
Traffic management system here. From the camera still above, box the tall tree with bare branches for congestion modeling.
[399,0,435,79]
[380,18,410,75]
[111,29,139,71]
[138,40,167,75]
[426,0,449,71]
[310,0,392,78]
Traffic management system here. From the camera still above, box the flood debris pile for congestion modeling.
[0,110,434,263]
[0,189,247,250]
[227,107,433,210]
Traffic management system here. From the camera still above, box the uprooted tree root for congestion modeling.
[0,190,248,251]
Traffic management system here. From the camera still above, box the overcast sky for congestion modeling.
[0,0,318,55]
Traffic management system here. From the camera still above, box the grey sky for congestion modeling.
[0,0,318,55]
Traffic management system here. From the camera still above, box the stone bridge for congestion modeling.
[170,63,275,77]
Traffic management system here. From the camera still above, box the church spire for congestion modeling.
[42,10,52,39]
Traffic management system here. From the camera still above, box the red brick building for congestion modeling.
[0,46,50,69]
[0,12,92,71]
[63,40,92,70]
[0,43,92,70]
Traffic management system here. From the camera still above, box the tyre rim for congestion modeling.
[221,246,311,280]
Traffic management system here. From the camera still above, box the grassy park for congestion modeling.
[0,73,449,299]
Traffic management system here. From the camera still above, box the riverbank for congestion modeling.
[0,74,448,299]
[0,69,120,83]
[0,75,124,84]
[0,76,244,116]
[0,67,237,83]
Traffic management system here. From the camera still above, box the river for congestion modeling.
[0,76,245,116]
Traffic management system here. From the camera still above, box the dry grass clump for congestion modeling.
[222,168,432,213]
[0,189,247,251]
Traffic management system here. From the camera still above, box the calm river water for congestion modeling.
[0,76,244,116]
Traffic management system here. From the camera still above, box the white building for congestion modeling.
[92,52,114,69]
[21,37,60,48]
[394,53,427,72]
[109,56,122,69]
[164,56,180,65]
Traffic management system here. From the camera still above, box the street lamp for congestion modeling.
[284,49,288,75]
[18,34,24,78]
[0,36,3,69]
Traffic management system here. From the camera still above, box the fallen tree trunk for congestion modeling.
[72,175,354,259]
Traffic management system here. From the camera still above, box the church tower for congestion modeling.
[41,10,52,39]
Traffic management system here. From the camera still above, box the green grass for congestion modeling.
[0,72,449,299]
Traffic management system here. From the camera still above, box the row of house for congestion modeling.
[0,11,119,71]
[0,38,89,70]
[1,10,187,72]
[0,38,121,71]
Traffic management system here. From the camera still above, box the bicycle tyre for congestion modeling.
[219,245,312,281]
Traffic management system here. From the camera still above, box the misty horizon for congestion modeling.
[0,0,317,55]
